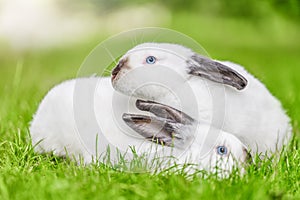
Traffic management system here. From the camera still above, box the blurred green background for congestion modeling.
[0,1,300,199]
[1,0,299,125]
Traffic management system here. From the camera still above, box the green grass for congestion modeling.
[0,14,300,199]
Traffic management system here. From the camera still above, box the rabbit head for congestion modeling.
[111,43,247,99]
[122,99,251,175]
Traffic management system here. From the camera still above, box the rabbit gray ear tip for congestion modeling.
[236,85,245,90]
[135,99,143,107]
[122,113,132,122]
[136,99,150,110]
[241,81,247,88]
[237,80,248,90]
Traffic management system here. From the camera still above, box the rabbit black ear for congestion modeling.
[187,54,248,90]
[123,100,196,147]
[122,113,182,147]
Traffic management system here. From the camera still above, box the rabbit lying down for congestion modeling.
[111,43,292,157]
[30,77,250,175]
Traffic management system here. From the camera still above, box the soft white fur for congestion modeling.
[30,77,248,174]
[112,43,292,156]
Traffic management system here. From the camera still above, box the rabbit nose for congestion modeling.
[243,147,253,164]
[111,58,127,81]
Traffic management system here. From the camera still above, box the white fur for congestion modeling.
[30,77,248,174]
[112,43,292,156]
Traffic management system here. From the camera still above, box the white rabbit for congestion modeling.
[111,42,292,156]
[30,77,250,174]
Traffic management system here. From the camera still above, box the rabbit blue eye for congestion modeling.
[146,56,156,64]
[217,146,228,155]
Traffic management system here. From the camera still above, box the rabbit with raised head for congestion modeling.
[111,43,292,156]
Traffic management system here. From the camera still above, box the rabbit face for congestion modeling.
[196,132,250,174]
[111,43,190,99]
[123,99,251,175]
